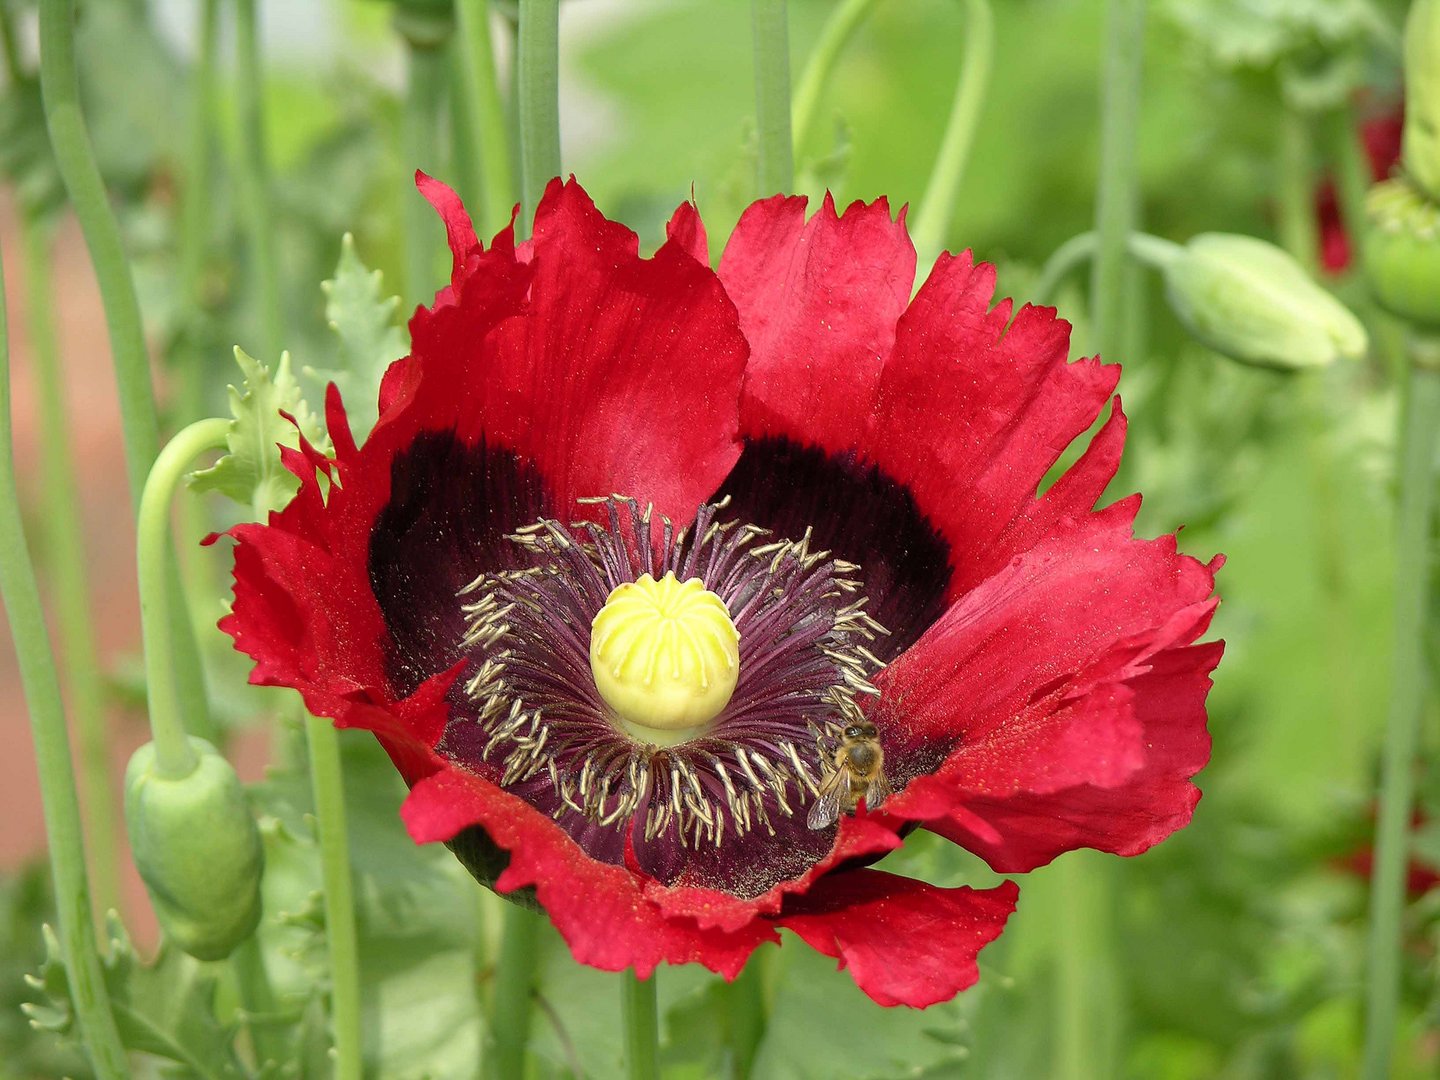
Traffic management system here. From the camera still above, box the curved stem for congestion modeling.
[1362,354,1440,1079]
[910,0,994,260]
[751,0,793,196]
[402,35,451,306]
[0,224,129,1080]
[456,0,517,237]
[1033,230,1180,304]
[489,903,540,1080]
[790,0,877,156]
[234,0,282,363]
[1089,0,1144,361]
[22,217,120,918]
[304,710,363,1080]
[138,419,229,778]
[1034,232,1098,305]
[38,0,160,503]
[38,0,215,746]
[516,0,560,235]
[622,970,658,1080]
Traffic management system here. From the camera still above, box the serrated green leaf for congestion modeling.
[304,233,406,437]
[24,916,246,1079]
[749,940,980,1080]
[190,347,330,520]
[249,736,483,1079]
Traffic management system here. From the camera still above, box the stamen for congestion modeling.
[448,495,889,886]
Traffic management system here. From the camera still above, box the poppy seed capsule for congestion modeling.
[590,571,741,745]
[1365,177,1440,330]
[1158,233,1368,370]
[124,738,264,961]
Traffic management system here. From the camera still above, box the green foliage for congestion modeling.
[249,734,483,1080]
[1163,0,1395,109]
[305,233,407,435]
[189,348,330,519]
[24,915,245,1079]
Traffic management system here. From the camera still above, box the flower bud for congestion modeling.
[1157,233,1368,370]
[1364,177,1440,328]
[1404,0,1440,202]
[124,738,264,961]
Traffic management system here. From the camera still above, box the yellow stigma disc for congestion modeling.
[590,571,740,743]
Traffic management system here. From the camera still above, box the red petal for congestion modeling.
[416,169,482,283]
[399,177,749,526]
[778,873,1018,1007]
[866,253,1119,596]
[922,639,1222,871]
[718,192,916,447]
[642,815,902,933]
[665,198,710,266]
[876,506,1221,871]
[402,764,776,977]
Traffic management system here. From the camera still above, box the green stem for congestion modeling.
[1034,230,1181,305]
[751,0,793,196]
[790,0,877,156]
[516,0,560,235]
[910,0,995,260]
[623,971,659,1080]
[723,954,767,1079]
[401,32,451,306]
[0,2,21,84]
[38,0,160,503]
[231,935,284,1069]
[456,0,517,237]
[1052,5,1144,1077]
[38,0,215,746]
[234,0,282,363]
[489,903,540,1080]
[0,217,129,1080]
[1089,0,1144,362]
[449,49,481,216]
[1277,106,1319,271]
[139,419,230,778]
[178,0,221,308]
[1361,354,1440,1079]
[303,712,363,1080]
[21,217,120,919]
[1325,101,1371,273]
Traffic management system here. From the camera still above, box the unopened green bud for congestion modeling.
[1404,0,1440,202]
[1154,233,1368,371]
[125,738,264,961]
[1365,177,1440,328]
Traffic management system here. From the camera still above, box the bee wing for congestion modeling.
[862,771,893,812]
[807,768,847,830]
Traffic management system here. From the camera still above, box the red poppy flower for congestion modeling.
[221,174,1223,1008]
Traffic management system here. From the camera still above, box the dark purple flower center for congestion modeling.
[437,496,889,888]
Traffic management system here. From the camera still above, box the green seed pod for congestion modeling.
[1404,0,1440,203]
[1365,177,1440,329]
[1157,233,1368,371]
[124,738,264,961]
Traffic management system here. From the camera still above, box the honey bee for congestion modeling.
[806,720,892,830]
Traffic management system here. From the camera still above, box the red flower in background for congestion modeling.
[1318,104,1403,273]
[222,174,1223,1007]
